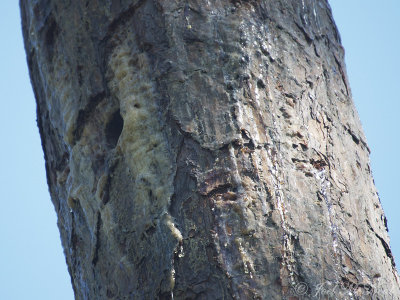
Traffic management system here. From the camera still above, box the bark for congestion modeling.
[20,0,399,299]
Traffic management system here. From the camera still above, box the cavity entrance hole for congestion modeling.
[105,109,123,147]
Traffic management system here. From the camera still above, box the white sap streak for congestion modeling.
[250,81,261,108]
[262,84,296,285]
[228,144,244,193]
[301,0,308,26]
[235,102,244,126]
[312,1,322,35]
[264,138,296,285]
[245,104,261,143]
[316,169,340,261]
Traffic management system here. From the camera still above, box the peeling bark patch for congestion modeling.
[198,169,233,196]
[346,127,360,145]
[344,125,371,153]
[310,158,327,170]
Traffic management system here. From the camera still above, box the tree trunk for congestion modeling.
[20,0,399,299]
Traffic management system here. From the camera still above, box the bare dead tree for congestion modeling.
[21,0,399,298]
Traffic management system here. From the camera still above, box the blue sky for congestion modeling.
[0,1,398,299]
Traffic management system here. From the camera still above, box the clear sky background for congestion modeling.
[0,1,398,299]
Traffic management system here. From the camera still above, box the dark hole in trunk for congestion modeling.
[106,110,123,147]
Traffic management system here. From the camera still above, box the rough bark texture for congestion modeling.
[21,0,399,299]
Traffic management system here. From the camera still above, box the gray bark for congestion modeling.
[20,0,400,299]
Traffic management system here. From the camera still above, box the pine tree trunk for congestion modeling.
[20,0,399,298]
